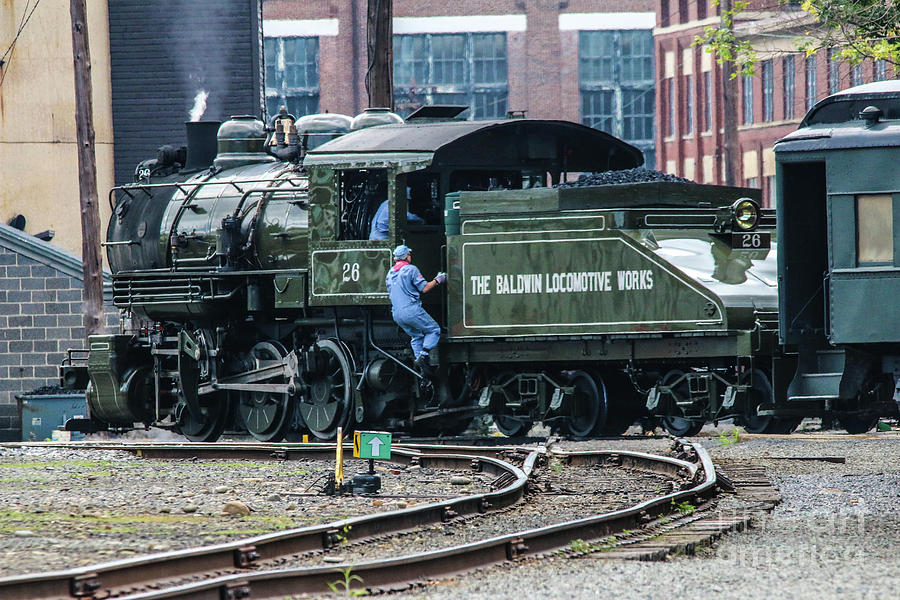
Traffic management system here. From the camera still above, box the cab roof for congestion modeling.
[304,119,643,173]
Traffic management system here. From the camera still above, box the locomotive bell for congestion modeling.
[213,116,276,170]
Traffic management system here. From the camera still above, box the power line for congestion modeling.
[0,0,44,89]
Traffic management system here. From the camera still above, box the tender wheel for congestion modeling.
[837,415,879,434]
[298,339,354,440]
[238,341,293,442]
[493,415,531,437]
[564,371,607,438]
[177,392,233,442]
[598,374,643,436]
[739,368,798,434]
[659,370,704,437]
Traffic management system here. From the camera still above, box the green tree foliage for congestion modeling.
[799,0,900,65]
[695,0,900,77]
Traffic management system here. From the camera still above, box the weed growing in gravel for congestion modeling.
[569,538,590,552]
[327,566,367,597]
[672,500,696,515]
[549,460,565,473]
[717,428,742,446]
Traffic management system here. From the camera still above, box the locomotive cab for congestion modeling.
[775,81,900,430]
[302,119,642,306]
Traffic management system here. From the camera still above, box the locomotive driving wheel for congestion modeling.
[659,370,704,437]
[298,339,354,440]
[238,341,294,442]
[564,370,607,438]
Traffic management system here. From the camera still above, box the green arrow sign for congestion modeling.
[358,431,392,460]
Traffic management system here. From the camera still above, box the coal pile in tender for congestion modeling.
[557,168,694,187]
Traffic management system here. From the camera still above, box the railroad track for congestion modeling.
[0,439,744,599]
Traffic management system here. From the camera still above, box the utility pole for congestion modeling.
[70,0,104,340]
[365,0,393,109]
[720,0,739,186]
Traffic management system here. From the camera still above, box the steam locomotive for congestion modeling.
[72,105,799,441]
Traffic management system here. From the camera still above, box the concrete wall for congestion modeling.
[0,0,115,257]
[0,224,117,441]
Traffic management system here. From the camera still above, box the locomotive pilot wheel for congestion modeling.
[237,341,294,442]
[177,392,233,443]
[298,339,354,440]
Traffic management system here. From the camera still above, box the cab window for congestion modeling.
[337,168,387,240]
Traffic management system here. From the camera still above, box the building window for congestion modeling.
[264,37,320,118]
[697,0,707,20]
[766,176,776,209]
[876,60,888,81]
[742,74,754,125]
[746,177,759,188]
[783,55,795,119]
[661,0,670,28]
[762,60,773,121]
[393,33,508,120]
[703,71,712,131]
[851,63,863,87]
[667,78,675,137]
[679,0,689,23]
[806,56,817,110]
[684,74,693,134]
[580,30,655,166]
[827,49,840,94]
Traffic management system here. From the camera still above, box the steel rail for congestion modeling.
[0,440,531,460]
[0,448,535,600]
[110,442,715,600]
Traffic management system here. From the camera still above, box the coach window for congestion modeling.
[857,194,893,265]
[337,168,388,240]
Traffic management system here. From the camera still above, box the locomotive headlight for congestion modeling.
[731,198,760,231]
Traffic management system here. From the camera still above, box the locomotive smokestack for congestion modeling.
[183,121,221,173]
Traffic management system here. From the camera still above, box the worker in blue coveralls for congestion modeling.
[369,197,425,240]
[385,244,446,374]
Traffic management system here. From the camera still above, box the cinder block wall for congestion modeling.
[0,226,117,441]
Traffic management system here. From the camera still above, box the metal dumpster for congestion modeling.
[16,392,88,441]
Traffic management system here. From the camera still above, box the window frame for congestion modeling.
[264,36,320,119]
[856,193,895,266]
[578,30,655,165]
[806,56,817,110]
[762,60,774,122]
[742,74,754,125]
[783,55,795,120]
[393,32,509,120]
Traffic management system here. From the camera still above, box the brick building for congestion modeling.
[0,225,116,441]
[654,1,895,206]
[262,0,658,165]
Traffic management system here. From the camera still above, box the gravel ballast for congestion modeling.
[0,445,493,577]
[383,429,900,600]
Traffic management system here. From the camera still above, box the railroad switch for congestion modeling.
[350,459,382,495]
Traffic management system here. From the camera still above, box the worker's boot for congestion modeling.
[415,353,436,378]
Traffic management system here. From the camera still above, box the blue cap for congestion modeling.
[393,244,411,259]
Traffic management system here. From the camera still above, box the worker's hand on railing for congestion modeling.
[434,272,447,285]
